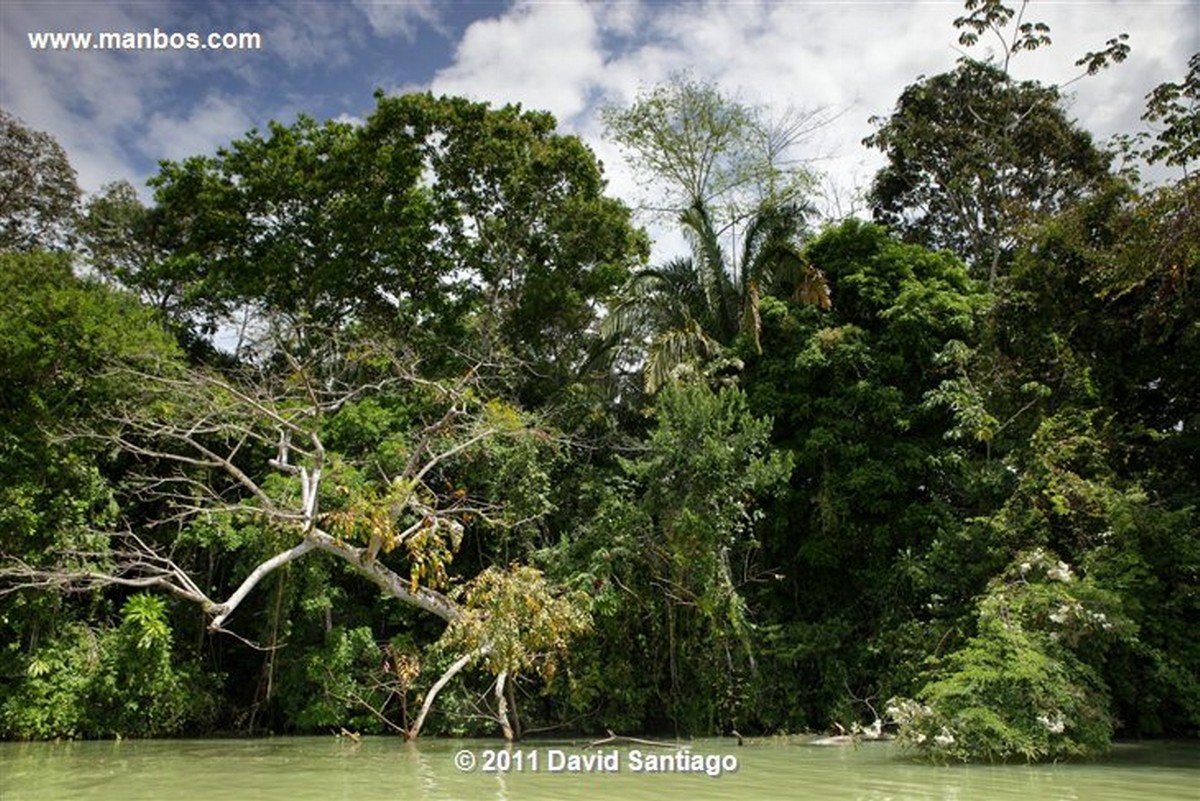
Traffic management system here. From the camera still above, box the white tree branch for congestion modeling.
[407,642,492,740]
[209,538,318,630]
[306,528,459,622]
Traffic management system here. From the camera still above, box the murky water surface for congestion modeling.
[1,736,1196,800]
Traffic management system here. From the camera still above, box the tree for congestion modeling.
[886,398,1196,761]
[864,0,1130,288]
[78,182,179,310]
[984,179,1200,736]
[952,0,1052,74]
[740,221,983,731]
[600,78,832,394]
[441,564,591,740]
[863,60,1112,287]
[906,143,1200,750]
[365,93,648,394]
[145,93,647,402]
[0,253,217,739]
[604,199,830,392]
[0,109,80,251]
[889,547,1127,762]
[1140,52,1200,172]
[143,113,442,337]
[0,251,179,560]
[951,1,1128,80]
[602,73,829,228]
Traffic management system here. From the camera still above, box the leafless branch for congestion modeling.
[0,531,216,611]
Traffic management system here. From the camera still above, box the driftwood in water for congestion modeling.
[809,719,893,746]
[586,729,689,749]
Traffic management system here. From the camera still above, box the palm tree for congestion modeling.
[604,199,830,392]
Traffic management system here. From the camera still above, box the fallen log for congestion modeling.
[585,729,689,749]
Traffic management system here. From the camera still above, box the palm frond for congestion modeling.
[600,197,828,394]
[680,201,738,342]
[764,238,831,311]
[741,201,809,286]
[794,262,832,310]
[645,318,723,393]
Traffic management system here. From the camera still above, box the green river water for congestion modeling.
[1,737,1196,801]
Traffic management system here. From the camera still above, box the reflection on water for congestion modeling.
[1,737,1196,801]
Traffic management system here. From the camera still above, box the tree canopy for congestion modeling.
[0,110,80,252]
[602,73,827,227]
[863,60,1112,287]
[143,92,647,402]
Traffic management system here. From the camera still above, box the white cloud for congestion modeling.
[254,1,363,69]
[594,0,644,39]
[334,111,366,127]
[430,0,604,124]
[144,95,254,163]
[352,0,445,41]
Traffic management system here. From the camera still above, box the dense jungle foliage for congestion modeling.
[1,3,1196,762]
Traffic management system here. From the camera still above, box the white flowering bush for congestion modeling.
[889,549,1131,761]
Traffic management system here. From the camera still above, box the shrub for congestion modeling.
[890,549,1128,761]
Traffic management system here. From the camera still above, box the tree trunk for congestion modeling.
[496,670,514,742]
[407,643,490,739]
[505,674,522,741]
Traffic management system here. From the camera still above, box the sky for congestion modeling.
[2,0,1197,255]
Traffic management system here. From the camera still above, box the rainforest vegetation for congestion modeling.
[1,2,1196,762]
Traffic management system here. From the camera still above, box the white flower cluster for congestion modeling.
[1037,711,1067,734]
[1047,561,1074,582]
[1016,549,1073,582]
[1048,601,1114,632]
[885,697,932,725]
[933,727,956,747]
[887,698,957,751]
